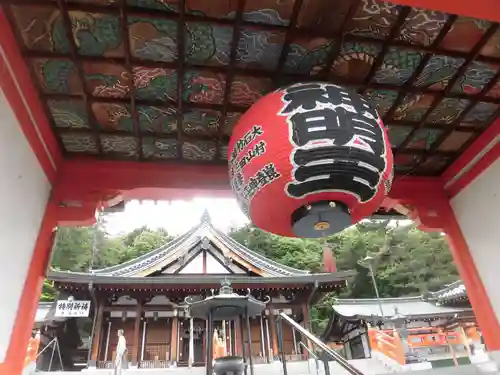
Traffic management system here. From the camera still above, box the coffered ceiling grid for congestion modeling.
[3,0,500,176]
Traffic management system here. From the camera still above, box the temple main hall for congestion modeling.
[43,212,352,369]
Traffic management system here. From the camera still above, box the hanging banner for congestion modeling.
[55,300,91,317]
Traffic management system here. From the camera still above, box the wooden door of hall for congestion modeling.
[142,318,172,367]
[180,318,206,365]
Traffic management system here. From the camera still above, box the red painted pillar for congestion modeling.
[440,201,500,350]
[388,173,500,352]
[89,302,105,364]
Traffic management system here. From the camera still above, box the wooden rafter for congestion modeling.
[120,0,142,160]
[396,23,500,153]
[382,15,458,124]
[217,0,246,160]
[361,6,412,89]
[56,0,103,155]
[175,0,187,160]
[274,0,304,85]
[320,0,363,81]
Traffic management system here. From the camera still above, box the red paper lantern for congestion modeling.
[228,83,393,238]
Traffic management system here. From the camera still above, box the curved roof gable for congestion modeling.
[90,211,309,277]
[91,223,202,277]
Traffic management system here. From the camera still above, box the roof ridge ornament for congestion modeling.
[201,209,211,223]
[220,277,233,295]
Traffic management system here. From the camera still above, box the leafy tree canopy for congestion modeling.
[50,224,173,273]
[228,221,458,332]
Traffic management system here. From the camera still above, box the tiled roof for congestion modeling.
[91,223,201,276]
[330,280,469,321]
[56,211,309,278]
[332,296,470,320]
[322,290,473,342]
[48,271,355,286]
[428,280,467,303]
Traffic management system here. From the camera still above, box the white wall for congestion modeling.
[0,89,51,362]
[451,157,500,322]
[178,252,204,273]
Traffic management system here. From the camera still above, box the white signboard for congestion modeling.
[55,300,91,318]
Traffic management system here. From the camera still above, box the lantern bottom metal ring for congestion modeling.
[291,201,351,238]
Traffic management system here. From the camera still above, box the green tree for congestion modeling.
[50,226,95,272]
[41,279,57,302]
[93,236,129,269]
[229,221,458,299]
[50,226,173,271]
[125,229,173,259]
[228,221,459,333]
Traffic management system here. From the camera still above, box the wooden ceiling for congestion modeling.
[4,0,500,176]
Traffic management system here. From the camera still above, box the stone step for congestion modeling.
[32,354,500,375]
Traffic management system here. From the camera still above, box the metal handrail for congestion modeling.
[299,341,320,375]
[299,341,318,360]
[279,312,364,375]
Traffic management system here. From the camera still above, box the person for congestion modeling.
[213,330,226,362]
[22,330,40,375]
[114,329,127,375]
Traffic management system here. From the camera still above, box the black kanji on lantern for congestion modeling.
[279,83,388,202]
[230,125,264,162]
[280,83,335,114]
[242,163,281,201]
[234,140,267,172]
[232,163,281,216]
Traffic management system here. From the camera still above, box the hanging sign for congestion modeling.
[55,299,91,317]
[228,82,393,238]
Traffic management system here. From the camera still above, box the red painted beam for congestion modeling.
[444,118,500,198]
[53,159,233,203]
[54,159,444,203]
[389,176,445,201]
[381,0,500,22]
[446,143,500,198]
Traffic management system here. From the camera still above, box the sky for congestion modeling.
[102,198,412,236]
[104,198,249,236]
